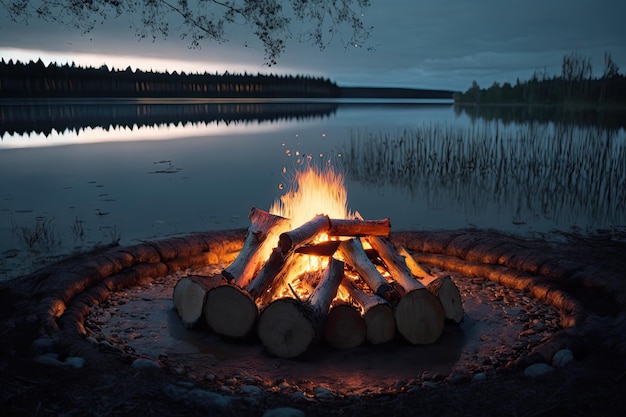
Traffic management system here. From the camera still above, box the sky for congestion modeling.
[1,0,625,92]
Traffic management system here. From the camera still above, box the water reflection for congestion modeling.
[343,122,626,234]
[455,104,626,131]
[0,99,340,137]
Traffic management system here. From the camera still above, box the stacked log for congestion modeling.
[173,208,464,357]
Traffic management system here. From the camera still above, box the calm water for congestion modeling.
[1,99,625,278]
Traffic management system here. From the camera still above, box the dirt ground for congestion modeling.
[1,229,625,417]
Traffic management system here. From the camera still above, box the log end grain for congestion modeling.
[173,277,208,329]
[257,298,316,358]
[395,288,445,345]
[363,303,396,345]
[323,304,366,350]
[427,276,464,324]
[204,285,258,338]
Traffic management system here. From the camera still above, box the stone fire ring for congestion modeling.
[1,229,625,416]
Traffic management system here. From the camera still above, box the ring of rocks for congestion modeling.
[1,228,625,416]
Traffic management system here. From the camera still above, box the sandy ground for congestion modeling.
[2,229,625,416]
[82,263,562,396]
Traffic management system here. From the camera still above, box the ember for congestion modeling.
[173,162,463,358]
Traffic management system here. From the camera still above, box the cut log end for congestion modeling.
[257,298,316,358]
[363,303,396,345]
[203,285,258,338]
[173,275,224,329]
[395,288,445,344]
[426,276,464,324]
[323,304,366,350]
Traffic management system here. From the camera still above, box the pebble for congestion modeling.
[34,353,86,369]
[447,373,469,385]
[65,356,85,369]
[552,349,574,368]
[263,407,306,417]
[239,385,263,395]
[421,381,438,389]
[30,338,56,354]
[164,384,230,410]
[132,358,162,369]
[278,382,291,390]
[472,372,487,382]
[313,386,333,399]
[524,363,554,378]
[291,391,312,402]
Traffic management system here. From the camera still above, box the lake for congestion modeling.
[1,99,625,279]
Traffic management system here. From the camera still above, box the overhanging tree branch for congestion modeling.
[1,0,372,66]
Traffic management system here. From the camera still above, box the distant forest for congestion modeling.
[0,59,341,98]
[455,52,626,106]
[0,59,454,100]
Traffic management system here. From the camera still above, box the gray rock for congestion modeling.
[30,338,57,354]
[164,384,230,410]
[552,349,574,367]
[472,372,487,382]
[131,358,161,369]
[524,363,554,377]
[186,389,230,409]
[64,356,85,369]
[239,385,263,395]
[421,381,438,389]
[34,353,64,367]
[291,391,313,402]
[313,386,332,398]
[263,407,306,417]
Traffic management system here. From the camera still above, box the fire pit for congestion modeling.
[172,164,464,358]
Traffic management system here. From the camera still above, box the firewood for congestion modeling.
[397,246,431,278]
[323,302,367,349]
[337,238,401,303]
[172,275,226,329]
[278,214,331,252]
[341,278,396,344]
[222,207,291,288]
[257,258,344,358]
[365,236,445,344]
[327,218,391,237]
[203,284,258,338]
[421,275,464,324]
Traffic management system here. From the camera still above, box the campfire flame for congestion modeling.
[269,161,353,230]
[265,161,355,303]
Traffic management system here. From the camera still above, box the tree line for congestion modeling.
[454,52,626,106]
[0,59,341,98]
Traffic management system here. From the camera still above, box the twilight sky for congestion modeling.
[1,0,625,92]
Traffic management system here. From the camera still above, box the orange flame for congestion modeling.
[263,161,354,304]
[269,161,352,229]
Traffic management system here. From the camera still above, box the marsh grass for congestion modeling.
[11,216,61,250]
[344,122,626,231]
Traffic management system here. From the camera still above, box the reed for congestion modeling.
[344,122,626,232]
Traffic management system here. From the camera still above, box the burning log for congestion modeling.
[222,207,291,288]
[341,278,396,345]
[365,236,445,344]
[328,218,391,237]
[278,214,331,252]
[257,258,345,358]
[337,238,401,303]
[323,302,367,350]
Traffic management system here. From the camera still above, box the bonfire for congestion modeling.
[173,161,463,358]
